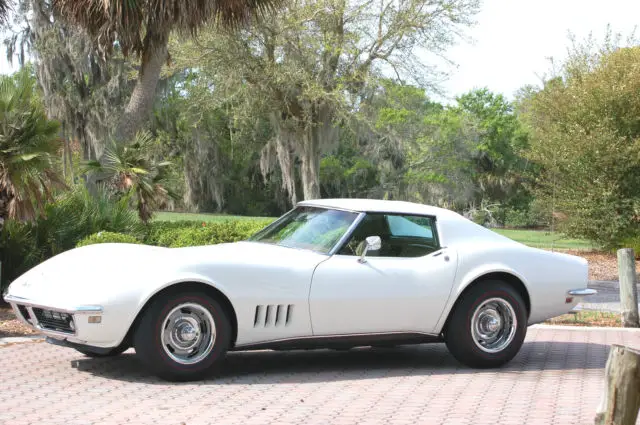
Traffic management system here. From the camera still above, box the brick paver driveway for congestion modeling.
[1,325,639,425]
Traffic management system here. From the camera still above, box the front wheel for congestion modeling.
[133,291,231,381]
[445,280,527,368]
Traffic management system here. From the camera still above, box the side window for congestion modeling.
[386,215,433,238]
[337,213,439,258]
[337,214,390,256]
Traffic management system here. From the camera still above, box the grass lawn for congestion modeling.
[155,212,595,250]
[544,311,621,327]
[492,228,595,251]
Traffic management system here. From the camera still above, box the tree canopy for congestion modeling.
[521,42,640,247]
[52,0,281,145]
[174,0,480,202]
[6,2,640,252]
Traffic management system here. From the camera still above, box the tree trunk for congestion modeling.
[595,344,640,425]
[264,114,298,205]
[618,248,640,328]
[300,131,321,200]
[113,32,169,145]
[299,103,339,200]
[61,120,67,179]
[65,133,74,183]
[276,132,298,205]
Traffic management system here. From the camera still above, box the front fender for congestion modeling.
[113,272,234,347]
[136,271,234,312]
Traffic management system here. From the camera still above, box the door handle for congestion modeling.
[433,249,450,261]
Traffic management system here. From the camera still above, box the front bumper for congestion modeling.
[44,337,117,355]
[4,294,104,342]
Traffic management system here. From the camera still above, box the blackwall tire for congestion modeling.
[133,291,231,382]
[445,280,527,368]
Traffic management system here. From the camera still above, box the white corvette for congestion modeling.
[4,199,596,381]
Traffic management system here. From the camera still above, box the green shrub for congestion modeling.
[0,221,41,290]
[143,221,202,245]
[153,219,274,248]
[77,232,141,248]
[619,231,640,259]
[502,207,548,229]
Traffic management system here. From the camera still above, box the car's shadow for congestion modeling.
[70,340,612,385]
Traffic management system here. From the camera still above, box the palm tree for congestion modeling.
[0,70,65,230]
[52,0,279,145]
[85,131,176,223]
[0,0,10,25]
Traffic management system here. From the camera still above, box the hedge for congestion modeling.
[75,219,276,249]
[77,232,142,247]
[148,219,274,248]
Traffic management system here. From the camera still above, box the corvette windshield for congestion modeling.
[249,206,358,254]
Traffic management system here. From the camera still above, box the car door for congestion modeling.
[309,213,458,336]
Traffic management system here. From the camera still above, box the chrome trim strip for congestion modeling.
[296,201,360,213]
[7,303,32,328]
[26,306,39,327]
[36,327,78,338]
[233,330,440,349]
[74,305,105,314]
[11,303,31,324]
[3,294,103,314]
[328,212,366,256]
[568,288,597,296]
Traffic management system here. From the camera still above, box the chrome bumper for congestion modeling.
[3,294,103,314]
[567,288,597,296]
[3,294,103,338]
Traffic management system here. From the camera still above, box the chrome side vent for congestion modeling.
[265,305,273,326]
[254,305,262,327]
[254,304,293,327]
[285,304,292,324]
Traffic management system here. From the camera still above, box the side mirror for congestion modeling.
[357,235,382,263]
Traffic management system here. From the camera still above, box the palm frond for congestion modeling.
[81,130,176,223]
[0,0,11,26]
[52,0,280,57]
[0,69,64,223]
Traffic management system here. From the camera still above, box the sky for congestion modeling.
[438,0,640,101]
[1,0,639,101]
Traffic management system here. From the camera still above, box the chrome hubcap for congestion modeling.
[471,298,517,353]
[161,303,216,365]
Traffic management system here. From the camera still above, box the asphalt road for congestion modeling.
[578,280,640,312]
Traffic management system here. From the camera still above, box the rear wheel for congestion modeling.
[133,291,231,381]
[445,280,527,368]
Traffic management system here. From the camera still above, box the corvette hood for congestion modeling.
[6,243,167,305]
[6,241,326,306]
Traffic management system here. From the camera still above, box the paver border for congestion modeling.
[531,324,640,332]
